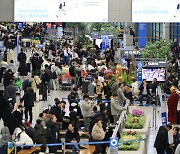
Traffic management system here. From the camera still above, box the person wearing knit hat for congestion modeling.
[24,121,36,143]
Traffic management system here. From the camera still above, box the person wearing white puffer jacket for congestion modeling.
[12,127,33,145]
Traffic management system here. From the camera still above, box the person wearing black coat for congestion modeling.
[13,105,24,126]
[5,80,17,107]
[68,88,80,112]
[3,69,13,88]
[154,124,172,154]
[20,87,35,123]
[65,123,80,154]
[44,64,53,94]
[164,78,172,95]
[34,119,46,144]
[46,115,59,153]
[17,49,27,64]
[172,127,180,152]
[50,101,66,122]
[18,61,29,76]
[24,121,36,144]
[151,78,159,94]
[41,70,50,101]
[139,79,152,104]
[0,90,19,135]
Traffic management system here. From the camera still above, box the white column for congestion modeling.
[162,23,170,41]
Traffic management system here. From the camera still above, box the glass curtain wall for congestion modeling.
[170,23,180,41]
[147,23,163,42]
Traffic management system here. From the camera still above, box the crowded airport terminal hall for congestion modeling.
[0,0,180,154]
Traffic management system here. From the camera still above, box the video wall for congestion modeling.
[14,0,108,22]
[132,0,180,22]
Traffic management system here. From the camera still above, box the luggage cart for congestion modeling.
[61,74,71,91]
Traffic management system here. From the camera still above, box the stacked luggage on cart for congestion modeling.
[61,74,71,91]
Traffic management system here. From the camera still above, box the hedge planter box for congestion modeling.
[121,116,150,137]
[118,134,146,154]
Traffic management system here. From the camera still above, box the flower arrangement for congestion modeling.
[119,132,141,151]
[132,109,144,117]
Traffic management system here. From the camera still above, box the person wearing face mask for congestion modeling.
[91,118,106,154]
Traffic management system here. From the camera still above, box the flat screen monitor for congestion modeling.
[142,68,166,82]
[14,0,108,22]
[132,0,180,22]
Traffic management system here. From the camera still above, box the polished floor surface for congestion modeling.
[0,83,167,154]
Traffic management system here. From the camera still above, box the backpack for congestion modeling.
[69,66,76,77]
[52,70,57,79]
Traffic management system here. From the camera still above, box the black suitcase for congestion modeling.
[82,80,90,94]
[61,83,71,91]
[177,110,180,124]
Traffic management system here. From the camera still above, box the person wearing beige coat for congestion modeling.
[31,75,41,102]
[91,118,106,154]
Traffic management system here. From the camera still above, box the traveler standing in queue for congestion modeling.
[172,127,180,152]
[18,60,29,87]
[91,118,106,154]
[80,94,95,132]
[117,82,127,106]
[46,115,59,153]
[24,121,36,144]
[20,85,35,123]
[44,64,53,96]
[17,48,26,64]
[31,72,41,102]
[5,80,17,108]
[154,123,172,154]
[111,94,126,125]
[40,69,50,101]
[34,119,46,144]
[3,69,13,89]
[167,86,179,124]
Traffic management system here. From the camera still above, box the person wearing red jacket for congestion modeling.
[167,86,179,124]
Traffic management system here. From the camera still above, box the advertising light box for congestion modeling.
[14,0,108,22]
[132,0,180,22]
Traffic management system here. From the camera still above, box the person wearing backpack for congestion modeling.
[18,60,29,88]
[69,62,77,88]
[51,63,62,90]
[44,64,52,95]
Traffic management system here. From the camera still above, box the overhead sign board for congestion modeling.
[132,0,180,22]
[14,0,108,22]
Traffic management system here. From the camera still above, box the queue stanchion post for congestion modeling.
[153,104,156,129]
[155,104,157,130]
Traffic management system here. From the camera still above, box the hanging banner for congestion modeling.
[138,23,147,48]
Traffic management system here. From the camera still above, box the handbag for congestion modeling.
[34,79,40,89]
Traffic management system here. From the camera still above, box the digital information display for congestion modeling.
[14,0,108,22]
[132,0,180,22]
[142,68,166,82]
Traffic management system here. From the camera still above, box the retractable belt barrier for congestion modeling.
[62,98,110,103]
[15,138,146,148]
